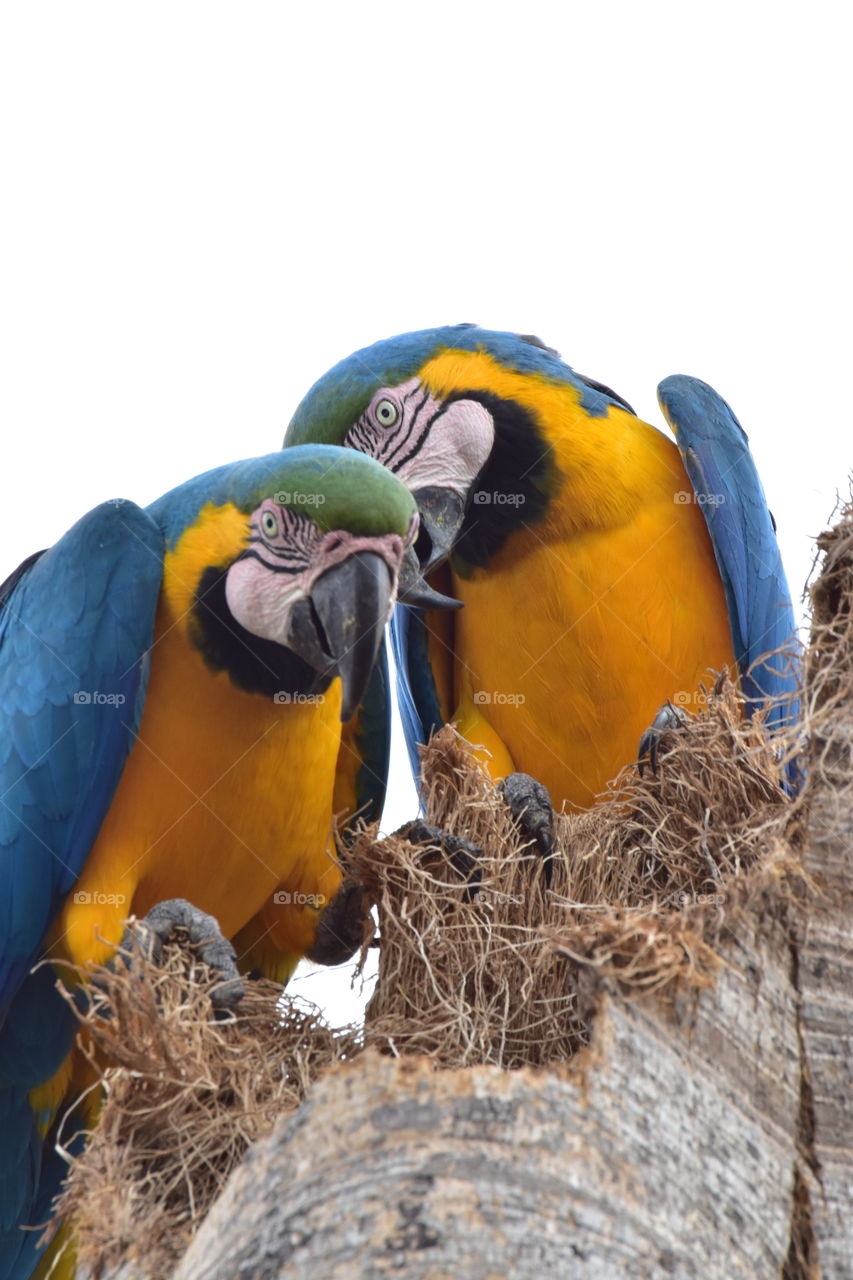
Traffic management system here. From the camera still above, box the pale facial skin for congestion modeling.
[225,498,414,649]
[344,378,495,501]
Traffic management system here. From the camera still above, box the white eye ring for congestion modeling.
[374,397,399,428]
[261,510,279,538]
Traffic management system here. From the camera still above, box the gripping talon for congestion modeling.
[119,897,244,1011]
[396,820,484,899]
[637,701,690,777]
[498,772,556,885]
[306,879,372,966]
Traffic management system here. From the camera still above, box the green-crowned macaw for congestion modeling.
[285,325,800,823]
[0,444,429,1279]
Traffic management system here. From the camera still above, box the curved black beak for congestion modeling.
[411,487,466,571]
[285,544,460,722]
[306,551,394,722]
[397,544,462,612]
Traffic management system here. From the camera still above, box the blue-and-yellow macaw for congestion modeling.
[0,445,425,1278]
[286,325,800,814]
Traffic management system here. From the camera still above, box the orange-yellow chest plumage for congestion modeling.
[53,509,343,973]
[419,369,735,810]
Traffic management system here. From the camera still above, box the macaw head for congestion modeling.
[285,325,634,573]
[150,445,449,719]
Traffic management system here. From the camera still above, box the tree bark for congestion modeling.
[796,714,853,1272]
[174,910,806,1280]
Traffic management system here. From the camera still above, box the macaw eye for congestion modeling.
[374,398,399,428]
[261,510,279,538]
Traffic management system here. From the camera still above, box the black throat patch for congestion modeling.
[448,389,557,573]
[190,565,333,700]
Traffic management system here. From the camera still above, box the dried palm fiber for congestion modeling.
[50,935,358,1277]
[349,666,803,1068]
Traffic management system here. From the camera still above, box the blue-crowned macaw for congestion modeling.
[0,445,427,1279]
[285,325,800,815]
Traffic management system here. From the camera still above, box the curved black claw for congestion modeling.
[395,820,483,900]
[498,772,556,885]
[637,701,690,778]
[306,879,372,966]
[119,897,244,1011]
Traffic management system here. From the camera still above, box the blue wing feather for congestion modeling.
[657,375,800,733]
[390,604,447,799]
[0,501,163,1011]
[0,501,163,1275]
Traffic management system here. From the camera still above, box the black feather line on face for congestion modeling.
[239,547,309,573]
[446,390,558,572]
[189,565,333,699]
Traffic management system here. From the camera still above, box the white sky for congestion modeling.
[1,3,849,1021]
